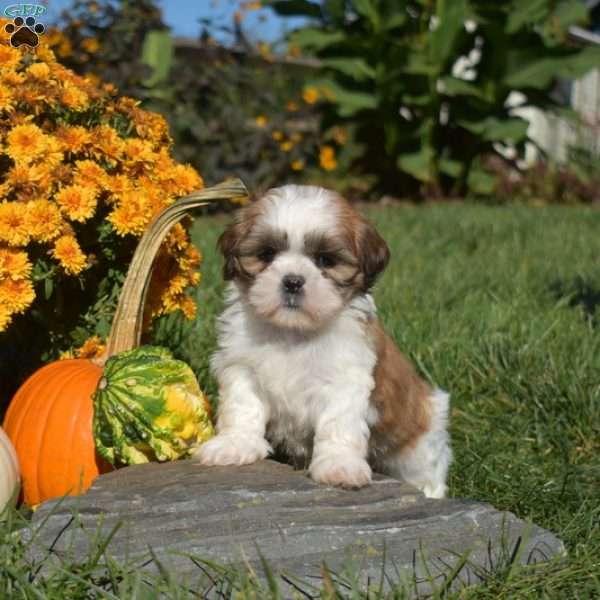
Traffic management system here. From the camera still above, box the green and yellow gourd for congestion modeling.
[94,346,214,465]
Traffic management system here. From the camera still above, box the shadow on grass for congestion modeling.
[549,276,600,328]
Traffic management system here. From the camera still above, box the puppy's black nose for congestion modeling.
[282,274,305,293]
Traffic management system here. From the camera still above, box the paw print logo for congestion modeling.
[4,16,45,48]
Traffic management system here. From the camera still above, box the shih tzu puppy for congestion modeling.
[193,185,451,498]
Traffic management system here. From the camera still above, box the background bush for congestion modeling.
[267,0,600,198]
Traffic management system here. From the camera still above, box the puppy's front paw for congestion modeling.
[192,434,270,466]
[309,453,372,489]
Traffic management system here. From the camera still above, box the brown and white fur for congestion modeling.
[192,185,451,498]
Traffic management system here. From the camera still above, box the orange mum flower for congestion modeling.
[76,335,105,358]
[319,145,338,171]
[0,202,29,246]
[0,45,21,70]
[60,82,89,110]
[0,277,35,313]
[26,200,63,243]
[51,235,87,274]
[6,124,50,165]
[56,185,97,222]
[55,125,91,154]
[0,248,32,280]
[107,190,152,236]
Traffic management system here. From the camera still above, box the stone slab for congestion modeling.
[29,460,565,596]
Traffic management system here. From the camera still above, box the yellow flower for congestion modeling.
[180,295,197,320]
[26,200,63,243]
[272,130,284,141]
[290,160,305,171]
[0,202,29,246]
[1,70,25,86]
[26,63,51,80]
[0,45,21,70]
[167,274,188,296]
[55,125,91,153]
[0,277,35,313]
[319,145,338,171]
[280,140,293,152]
[124,138,156,164]
[331,126,348,145]
[255,115,267,128]
[56,185,98,222]
[91,125,124,161]
[83,72,102,87]
[76,335,105,358]
[168,164,203,195]
[0,84,14,111]
[302,87,320,104]
[0,248,32,280]
[6,124,50,164]
[74,160,107,189]
[38,135,64,168]
[108,190,152,236]
[6,162,52,194]
[51,235,87,274]
[286,100,299,112]
[81,37,100,53]
[166,223,189,251]
[102,173,131,197]
[60,82,89,110]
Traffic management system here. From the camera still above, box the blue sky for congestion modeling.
[21,0,307,43]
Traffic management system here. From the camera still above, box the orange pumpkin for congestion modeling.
[2,181,247,506]
[3,359,112,506]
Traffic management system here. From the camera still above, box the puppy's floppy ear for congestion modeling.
[217,203,258,281]
[357,218,390,291]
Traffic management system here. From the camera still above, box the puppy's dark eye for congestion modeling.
[315,253,336,269]
[258,247,276,263]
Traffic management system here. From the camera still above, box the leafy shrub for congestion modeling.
[267,0,600,198]
[0,28,204,407]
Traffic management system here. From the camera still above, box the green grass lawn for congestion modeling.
[3,203,600,598]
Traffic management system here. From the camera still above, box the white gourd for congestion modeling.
[0,426,20,514]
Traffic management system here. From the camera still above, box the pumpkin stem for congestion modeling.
[98,179,248,364]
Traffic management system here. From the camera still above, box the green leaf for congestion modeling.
[268,0,322,18]
[459,116,529,143]
[439,157,463,178]
[553,1,588,29]
[288,27,345,50]
[310,78,377,116]
[397,146,435,182]
[353,0,380,29]
[323,0,346,24]
[141,30,173,88]
[44,277,53,300]
[467,166,497,195]
[320,57,376,81]
[506,0,549,34]
[440,76,486,99]
[505,47,600,89]
[429,0,468,67]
